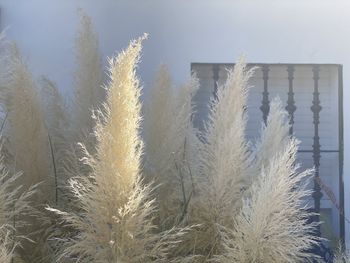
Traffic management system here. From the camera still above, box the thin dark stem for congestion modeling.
[183,137,196,194]
[48,133,58,205]
[174,159,187,206]
[0,111,8,135]
[185,160,195,195]
[11,205,15,263]
[179,190,193,224]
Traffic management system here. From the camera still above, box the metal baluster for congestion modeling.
[311,65,323,236]
[286,65,296,135]
[260,65,270,124]
[212,64,220,99]
[338,65,345,244]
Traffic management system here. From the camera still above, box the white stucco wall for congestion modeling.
[0,0,349,245]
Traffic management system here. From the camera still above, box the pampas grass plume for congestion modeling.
[52,34,189,262]
[182,57,254,260]
[72,10,103,135]
[144,65,199,228]
[217,99,319,263]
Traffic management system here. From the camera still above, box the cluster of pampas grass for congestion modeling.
[143,58,320,263]
[0,10,326,263]
[0,10,103,261]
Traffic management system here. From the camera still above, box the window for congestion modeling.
[191,63,344,247]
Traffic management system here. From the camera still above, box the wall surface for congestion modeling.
[0,0,349,245]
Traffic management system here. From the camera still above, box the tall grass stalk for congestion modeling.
[0,42,54,262]
[179,58,254,260]
[144,65,199,229]
[72,9,103,137]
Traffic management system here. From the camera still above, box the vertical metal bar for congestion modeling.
[311,65,323,236]
[260,65,270,124]
[286,65,296,135]
[212,64,220,98]
[338,65,345,245]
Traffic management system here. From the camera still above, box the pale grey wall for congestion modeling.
[1,0,349,244]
